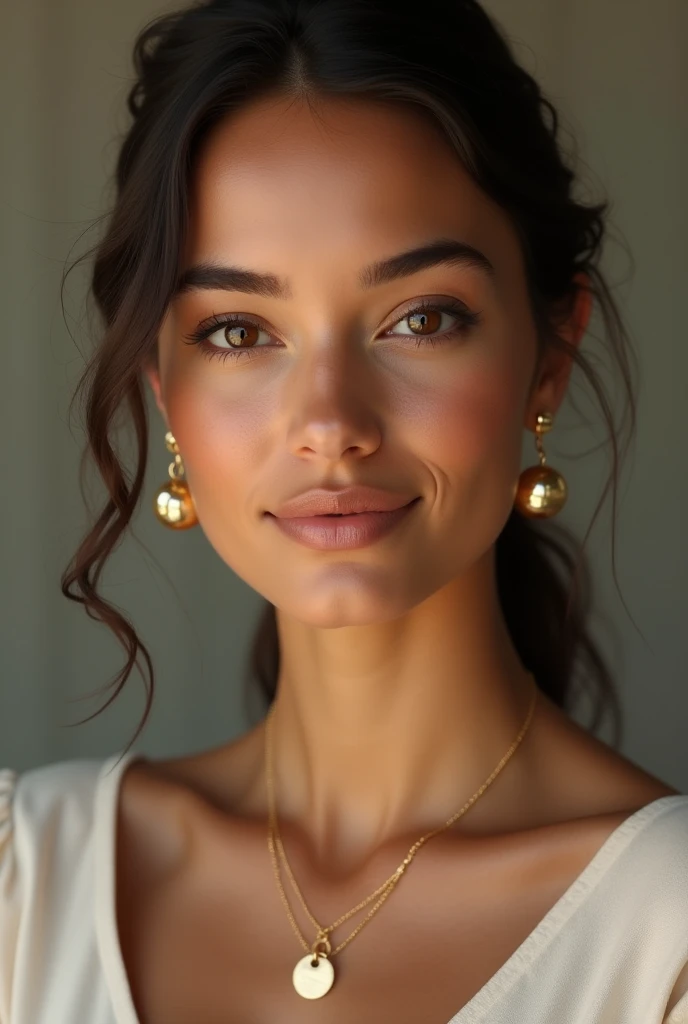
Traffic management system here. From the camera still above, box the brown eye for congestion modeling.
[387,301,478,341]
[406,310,443,335]
[183,313,277,365]
[221,322,261,349]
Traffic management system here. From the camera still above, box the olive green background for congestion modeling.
[1,0,686,786]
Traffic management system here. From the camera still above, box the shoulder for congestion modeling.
[631,793,688,874]
[0,753,137,909]
[578,791,688,970]
[0,755,118,894]
[620,796,688,1022]
[529,689,683,820]
[0,756,115,1019]
[618,792,688,884]
[1,756,111,836]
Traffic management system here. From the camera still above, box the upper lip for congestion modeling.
[269,486,418,518]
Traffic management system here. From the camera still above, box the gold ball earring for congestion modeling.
[153,430,198,529]
[514,411,568,518]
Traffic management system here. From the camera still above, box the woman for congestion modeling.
[1,0,687,1021]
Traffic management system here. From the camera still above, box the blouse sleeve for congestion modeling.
[0,768,19,1024]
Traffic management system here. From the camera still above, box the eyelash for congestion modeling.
[182,298,482,365]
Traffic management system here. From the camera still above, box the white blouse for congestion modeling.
[1,751,688,1023]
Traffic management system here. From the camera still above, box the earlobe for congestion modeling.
[525,272,592,428]
[562,271,593,348]
[526,352,573,429]
[142,360,168,426]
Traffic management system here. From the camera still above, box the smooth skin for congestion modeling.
[116,93,680,1024]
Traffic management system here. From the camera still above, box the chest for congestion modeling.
[115,825,589,1024]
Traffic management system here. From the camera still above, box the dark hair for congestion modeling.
[61,0,638,754]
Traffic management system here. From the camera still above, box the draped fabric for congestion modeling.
[2,754,688,1023]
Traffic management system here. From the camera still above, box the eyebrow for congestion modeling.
[174,237,496,299]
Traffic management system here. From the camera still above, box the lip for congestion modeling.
[265,498,421,551]
[269,485,416,518]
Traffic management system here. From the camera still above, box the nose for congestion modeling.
[283,343,384,463]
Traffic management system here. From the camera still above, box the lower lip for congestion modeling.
[265,499,421,550]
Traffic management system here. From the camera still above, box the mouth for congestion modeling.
[265,500,419,519]
[264,498,422,551]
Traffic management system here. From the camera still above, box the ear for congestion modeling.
[526,271,593,427]
[142,357,170,431]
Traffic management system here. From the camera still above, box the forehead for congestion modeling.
[183,94,519,285]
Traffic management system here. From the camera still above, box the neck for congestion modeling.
[262,549,539,874]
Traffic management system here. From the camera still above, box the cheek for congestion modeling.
[403,348,526,491]
[165,381,278,587]
[396,350,527,580]
[165,378,267,522]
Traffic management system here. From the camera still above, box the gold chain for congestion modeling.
[266,672,539,961]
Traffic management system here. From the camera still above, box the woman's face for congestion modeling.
[147,94,571,626]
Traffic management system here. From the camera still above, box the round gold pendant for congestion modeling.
[292,953,335,999]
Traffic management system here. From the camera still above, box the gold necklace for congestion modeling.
[265,672,539,1000]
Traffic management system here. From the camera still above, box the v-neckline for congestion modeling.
[93,748,687,1024]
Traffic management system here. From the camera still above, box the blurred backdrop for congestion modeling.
[1,0,686,785]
